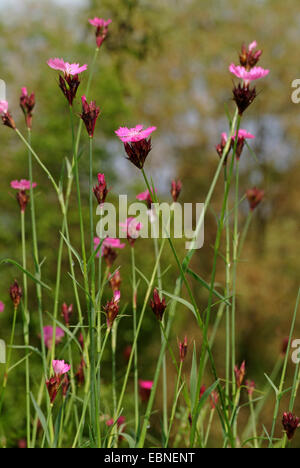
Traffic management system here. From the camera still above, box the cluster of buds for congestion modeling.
[234,361,246,388]
[0,100,16,130]
[9,280,22,308]
[229,41,269,115]
[239,41,262,71]
[80,95,100,138]
[11,179,37,212]
[246,187,264,211]
[171,179,182,203]
[89,17,112,49]
[120,217,142,247]
[139,380,153,402]
[282,412,300,440]
[61,303,73,327]
[19,87,35,129]
[109,270,122,292]
[47,58,87,106]
[115,125,156,169]
[150,288,167,321]
[46,360,71,404]
[178,336,188,361]
[93,173,108,205]
[104,290,121,330]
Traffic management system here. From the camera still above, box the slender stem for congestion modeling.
[231,158,240,397]
[204,409,215,447]
[269,287,300,446]
[21,209,31,448]
[0,306,18,413]
[249,395,258,448]
[131,247,139,437]
[224,166,231,406]
[164,360,183,447]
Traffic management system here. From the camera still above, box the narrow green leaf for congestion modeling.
[30,392,51,446]
[1,258,51,290]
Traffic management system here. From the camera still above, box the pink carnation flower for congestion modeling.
[94,237,125,257]
[89,17,112,28]
[139,380,153,401]
[233,129,255,140]
[0,100,8,114]
[47,58,87,76]
[248,41,258,52]
[52,359,71,376]
[0,301,5,313]
[43,326,65,349]
[115,125,157,143]
[120,217,143,243]
[11,179,37,191]
[229,63,269,82]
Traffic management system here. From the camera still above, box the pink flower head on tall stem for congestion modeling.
[139,380,153,402]
[20,87,35,129]
[120,217,142,246]
[150,288,167,321]
[11,179,37,212]
[52,359,71,376]
[136,188,157,209]
[115,125,156,169]
[80,95,100,138]
[88,17,112,48]
[232,129,255,159]
[0,100,16,130]
[47,58,87,106]
[43,326,65,350]
[0,301,5,313]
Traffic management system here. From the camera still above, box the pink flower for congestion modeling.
[43,326,65,349]
[104,290,121,329]
[89,17,112,28]
[233,129,255,141]
[11,179,37,190]
[120,217,143,246]
[136,188,157,208]
[0,301,5,313]
[80,95,100,138]
[89,18,112,48]
[52,359,71,376]
[229,64,269,82]
[93,173,108,205]
[20,87,35,129]
[47,58,87,76]
[94,237,125,258]
[0,100,16,129]
[139,380,153,401]
[115,125,156,143]
[0,100,8,114]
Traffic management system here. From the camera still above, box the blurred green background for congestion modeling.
[0,0,299,447]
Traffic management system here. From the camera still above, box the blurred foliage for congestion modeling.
[0,0,299,447]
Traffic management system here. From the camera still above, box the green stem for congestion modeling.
[269,287,300,447]
[21,209,31,448]
[164,360,183,447]
[0,306,18,413]
[131,247,139,437]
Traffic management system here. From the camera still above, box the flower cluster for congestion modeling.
[115,125,156,169]
[47,58,87,105]
[89,17,112,49]
[150,288,167,321]
[19,87,35,129]
[104,290,121,329]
